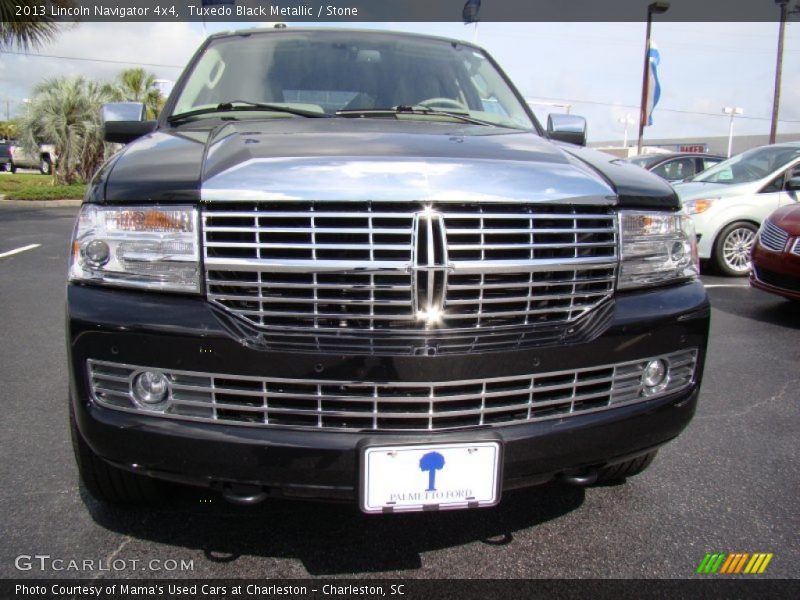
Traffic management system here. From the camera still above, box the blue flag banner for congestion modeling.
[646,45,661,126]
[463,0,481,24]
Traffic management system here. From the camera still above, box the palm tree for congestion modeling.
[112,68,162,119]
[419,451,445,492]
[18,76,114,184]
[0,0,73,50]
[0,120,18,141]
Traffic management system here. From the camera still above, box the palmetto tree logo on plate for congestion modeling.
[419,451,445,491]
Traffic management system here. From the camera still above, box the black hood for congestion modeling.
[97,119,677,209]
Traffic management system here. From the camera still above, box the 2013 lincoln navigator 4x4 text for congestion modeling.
[67,29,709,513]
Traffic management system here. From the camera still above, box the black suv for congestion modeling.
[68,29,709,513]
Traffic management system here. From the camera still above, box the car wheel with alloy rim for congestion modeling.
[712,221,757,276]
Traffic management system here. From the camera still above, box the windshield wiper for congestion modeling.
[168,100,330,124]
[335,105,498,127]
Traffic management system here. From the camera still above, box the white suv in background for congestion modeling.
[674,143,800,276]
[9,143,56,175]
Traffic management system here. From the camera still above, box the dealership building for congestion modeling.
[592,132,800,158]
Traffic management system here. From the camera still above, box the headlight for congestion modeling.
[618,211,699,290]
[69,204,200,293]
[684,198,716,215]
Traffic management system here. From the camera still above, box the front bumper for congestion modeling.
[751,241,800,301]
[68,280,710,502]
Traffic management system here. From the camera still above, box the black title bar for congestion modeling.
[6,0,793,23]
[4,579,800,600]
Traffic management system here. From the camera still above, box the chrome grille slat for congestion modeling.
[446,292,608,305]
[211,294,410,306]
[446,227,615,235]
[235,309,416,320]
[88,350,697,431]
[206,242,411,251]
[204,226,412,234]
[447,258,617,273]
[207,279,412,291]
[169,374,617,402]
[793,238,800,257]
[759,221,789,252]
[447,241,614,250]
[447,275,615,290]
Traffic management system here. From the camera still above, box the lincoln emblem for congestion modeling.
[410,208,451,327]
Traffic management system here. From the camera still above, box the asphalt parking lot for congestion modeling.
[0,204,797,580]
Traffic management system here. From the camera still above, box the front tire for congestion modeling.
[70,403,164,505]
[712,221,757,276]
[40,156,52,175]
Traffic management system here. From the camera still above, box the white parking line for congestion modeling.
[0,244,41,259]
[703,284,750,289]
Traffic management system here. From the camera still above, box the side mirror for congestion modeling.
[786,176,800,192]
[546,114,587,146]
[102,102,156,144]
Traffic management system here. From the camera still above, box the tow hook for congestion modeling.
[559,468,599,487]
[221,484,269,505]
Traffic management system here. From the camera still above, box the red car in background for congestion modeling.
[751,204,800,301]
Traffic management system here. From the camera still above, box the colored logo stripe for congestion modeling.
[697,553,726,574]
[744,553,773,574]
[697,553,773,574]
[720,553,748,574]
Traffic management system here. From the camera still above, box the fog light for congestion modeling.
[83,239,110,267]
[642,359,668,395]
[132,371,169,407]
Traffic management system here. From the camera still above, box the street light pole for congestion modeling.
[723,107,743,157]
[637,2,670,155]
[619,114,634,148]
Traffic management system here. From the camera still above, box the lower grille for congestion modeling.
[755,266,800,292]
[87,349,697,432]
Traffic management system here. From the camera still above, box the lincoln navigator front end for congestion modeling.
[67,29,709,513]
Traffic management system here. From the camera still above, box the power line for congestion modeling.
[529,95,800,124]
[0,50,184,69]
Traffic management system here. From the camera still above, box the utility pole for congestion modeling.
[770,0,789,144]
[619,114,635,148]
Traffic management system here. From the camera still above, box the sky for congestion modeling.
[1,20,798,144]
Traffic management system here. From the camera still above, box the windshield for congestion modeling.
[171,31,535,130]
[689,145,800,184]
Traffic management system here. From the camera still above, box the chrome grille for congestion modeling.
[792,238,800,257]
[759,221,789,252]
[204,202,617,332]
[87,349,697,432]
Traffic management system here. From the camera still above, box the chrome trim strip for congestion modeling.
[201,157,616,204]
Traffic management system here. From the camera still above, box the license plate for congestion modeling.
[361,441,501,513]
